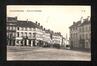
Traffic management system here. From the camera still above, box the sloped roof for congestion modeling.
[69,21,81,28]
[79,19,91,26]
[16,20,37,28]
[7,17,17,21]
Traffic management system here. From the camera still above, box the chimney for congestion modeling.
[80,16,83,23]
[87,16,90,21]
[73,22,75,25]
[41,25,43,29]
[38,23,40,26]
[44,28,45,30]
[27,19,28,23]
[35,21,38,24]
[15,16,17,19]
[83,19,86,22]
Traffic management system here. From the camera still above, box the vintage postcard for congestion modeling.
[6,5,91,61]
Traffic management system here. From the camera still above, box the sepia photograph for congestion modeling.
[6,5,91,61]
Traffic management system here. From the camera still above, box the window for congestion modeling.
[79,28,81,32]
[17,32,19,37]
[19,27,21,30]
[13,26,16,30]
[29,28,31,31]
[21,27,23,30]
[76,27,77,30]
[29,33,31,37]
[7,26,8,30]
[82,27,84,32]
[10,26,12,30]
[89,26,91,31]
[27,28,29,31]
[80,27,81,32]
[33,33,36,38]
[8,26,10,30]
[17,27,19,30]
[86,34,88,39]
[25,32,27,36]
[23,27,25,30]
[12,26,13,30]
[13,33,15,37]
[86,26,88,32]
[12,26,14,30]
[25,28,27,31]
[6,33,8,36]
[21,32,23,37]
[31,28,33,31]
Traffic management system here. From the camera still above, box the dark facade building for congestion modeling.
[69,16,91,51]
[6,17,17,46]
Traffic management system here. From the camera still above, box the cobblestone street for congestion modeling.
[7,46,91,61]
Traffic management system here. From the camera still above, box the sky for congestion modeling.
[7,5,91,39]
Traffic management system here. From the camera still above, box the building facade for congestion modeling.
[15,20,37,46]
[6,17,68,48]
[6,17,17,46]
[78,18,91,50]
[69,16,91,51]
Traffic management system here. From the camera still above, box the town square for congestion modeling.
[7,5,91,61]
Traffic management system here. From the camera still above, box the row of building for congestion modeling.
[69,16,91,51]
[6,17,68,49]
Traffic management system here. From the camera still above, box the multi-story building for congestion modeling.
[6,16,68,49]
[69,16,91,51]
[6,17,17,46]
[15,20,37,46]
[78,17,91,50]
[35,22,44,47]
[42,29,52,47]
[69,20,81,49]
[52,32,63,48]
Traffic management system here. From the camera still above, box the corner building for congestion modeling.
[69,16,91,51]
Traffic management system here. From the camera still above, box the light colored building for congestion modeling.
[15,20,37,46]
[7,16,67,49]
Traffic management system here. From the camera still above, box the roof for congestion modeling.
[53,32,62,36]
[69,21,81,28]
[79,19,91,26]
[16,20,37,28]
[7,17,17,21]
[45,30,50,33]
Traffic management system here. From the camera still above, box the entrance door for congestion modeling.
[13,40,15,46]
[24,39,27,46]
[33,40,35,46]
[29,40,31,46]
